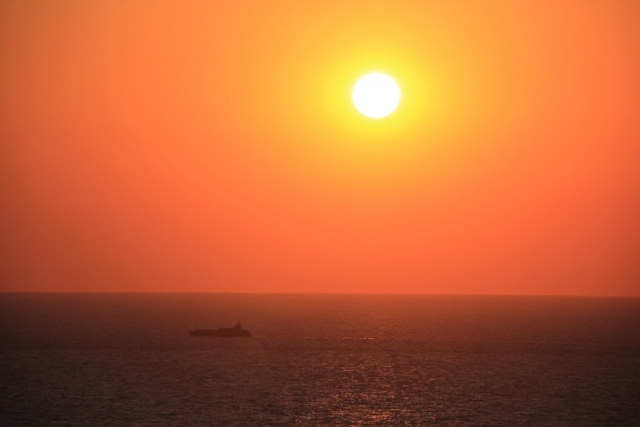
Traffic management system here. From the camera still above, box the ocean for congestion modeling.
[1,293,638,426]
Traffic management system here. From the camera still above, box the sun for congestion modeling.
[352,72,401,119]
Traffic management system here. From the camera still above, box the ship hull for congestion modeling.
[189,329,251,337]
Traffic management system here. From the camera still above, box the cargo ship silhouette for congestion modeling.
[189,321,251,337]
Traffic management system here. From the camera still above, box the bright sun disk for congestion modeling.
[352,72,401,119]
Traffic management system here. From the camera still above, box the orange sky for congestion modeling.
[2,1,639,295]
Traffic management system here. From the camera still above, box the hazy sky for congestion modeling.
[2,1,639,294]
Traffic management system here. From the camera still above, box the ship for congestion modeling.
[188,321,251,337]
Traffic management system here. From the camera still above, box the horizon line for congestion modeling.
[1,291,638,298]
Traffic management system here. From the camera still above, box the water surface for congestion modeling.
[1,294,638,426]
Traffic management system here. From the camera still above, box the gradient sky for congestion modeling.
[2,1,639,295]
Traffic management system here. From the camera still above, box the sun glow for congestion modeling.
[352,72,401,119]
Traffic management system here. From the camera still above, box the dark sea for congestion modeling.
[1,294,639,426]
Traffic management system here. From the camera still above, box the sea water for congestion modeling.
[1,293,639,426]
